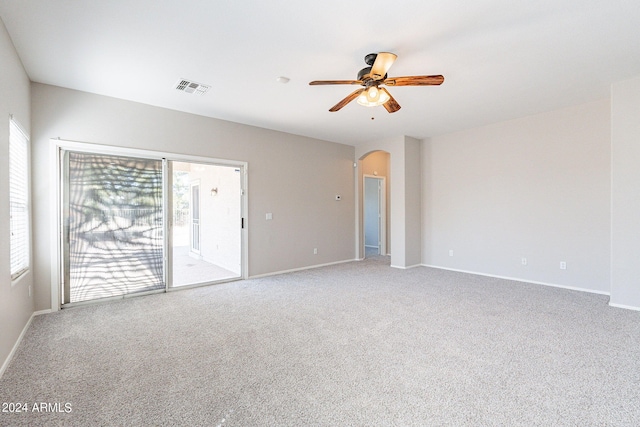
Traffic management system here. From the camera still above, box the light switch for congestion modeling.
[266,213,273,220]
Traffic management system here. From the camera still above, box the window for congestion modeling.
[9,118,30,280]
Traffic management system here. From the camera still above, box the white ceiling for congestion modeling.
[2,0,640,146]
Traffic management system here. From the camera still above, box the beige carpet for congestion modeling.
[1,256,639,426]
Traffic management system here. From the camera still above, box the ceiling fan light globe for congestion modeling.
[367,87,378,101]
[357,88,390,107]
[357,93,372,106]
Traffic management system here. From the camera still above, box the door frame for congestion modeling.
[363,174,386,256]
[50,139,249,311]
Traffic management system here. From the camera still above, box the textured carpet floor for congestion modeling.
[1,256,639,426]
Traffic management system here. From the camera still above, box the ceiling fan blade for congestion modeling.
[380,88,401,113]
[309,80,362,85]
[384,75,445,86]
[329,88,365,112]
[370,52,397,80]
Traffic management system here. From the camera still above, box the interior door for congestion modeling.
[364,176,382,255]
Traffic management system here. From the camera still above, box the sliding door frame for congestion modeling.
[167,160,245,289]
[49,139,248,311]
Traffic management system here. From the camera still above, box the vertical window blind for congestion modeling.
[9,118,30,280]
[66,152,164,302]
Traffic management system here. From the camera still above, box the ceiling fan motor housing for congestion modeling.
[364,53,378,66]
[357,67,387,84]
[357,67,372,81]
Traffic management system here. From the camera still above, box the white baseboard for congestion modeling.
[391,263,422,270]
[1,314,32,379]
[421,264,611,296]
[609,302,640,311]
[34,309,52,316]
[249,258,356,279]
[0,309,52,380]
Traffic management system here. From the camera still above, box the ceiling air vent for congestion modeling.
[175,79,210,95]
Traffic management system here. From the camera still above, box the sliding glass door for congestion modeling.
[169,161,242,287]
[59,147,245,306]
[62,151,164,304]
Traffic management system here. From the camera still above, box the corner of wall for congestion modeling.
[610,75,640,310]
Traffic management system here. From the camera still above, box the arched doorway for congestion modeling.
[359,150,390,258]
[356,136,422,268]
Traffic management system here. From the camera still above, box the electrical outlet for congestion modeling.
[521,257,528,266]
[449,249,454,257]
[313,248,318,255]
[560,261,567,270]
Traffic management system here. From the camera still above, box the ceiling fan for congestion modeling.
[309,52,444,113]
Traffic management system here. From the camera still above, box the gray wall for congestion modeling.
[422,99,611,293]
[0,18,34,372]
[404,137,422,267]
[31,83,356,311]
[611,75,640,309]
